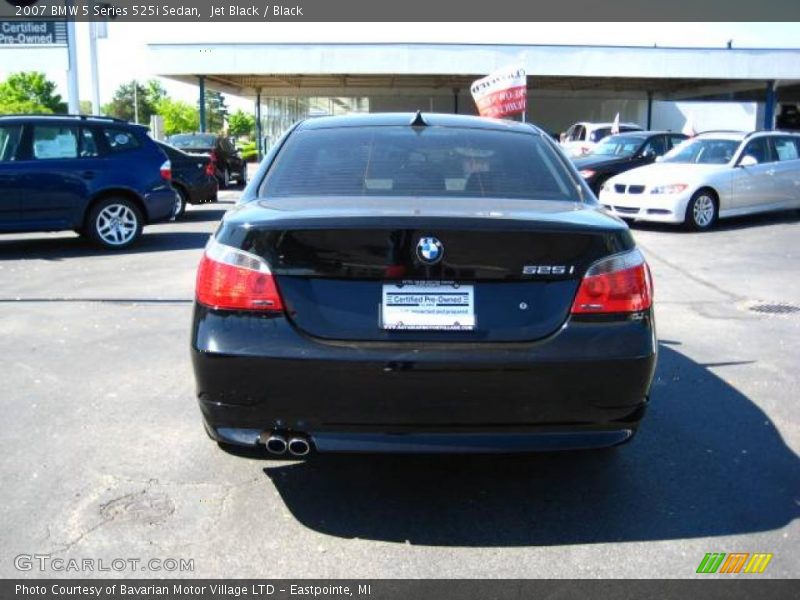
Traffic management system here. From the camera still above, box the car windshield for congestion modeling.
[261,126,581,202]
[661,138,739,164]
[588,135,643,157]
[168,134,216,149]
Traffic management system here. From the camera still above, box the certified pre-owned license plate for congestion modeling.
[381,281,475,331]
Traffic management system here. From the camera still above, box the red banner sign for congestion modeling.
[470,65,527,119]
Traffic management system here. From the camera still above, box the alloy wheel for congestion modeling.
[96,204,138,246]
[693,195,715,228]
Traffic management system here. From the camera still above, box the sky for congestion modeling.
[2,22,800,111]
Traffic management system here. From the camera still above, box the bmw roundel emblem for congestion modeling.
[416,237,444,265]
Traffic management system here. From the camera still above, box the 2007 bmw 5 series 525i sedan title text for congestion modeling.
[190,113,657,458]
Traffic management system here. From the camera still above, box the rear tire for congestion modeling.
[684,189,718,231]
[173,188,188,220]
[85,197,143,250]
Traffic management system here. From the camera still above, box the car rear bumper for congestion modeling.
[145,187,180,223]
[209,428,639,453]
[192,305,657,453]
[187,178,218,204]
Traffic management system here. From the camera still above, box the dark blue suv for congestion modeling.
[0,114,178,249]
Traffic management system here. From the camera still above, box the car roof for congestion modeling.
[0,113,138,127]
[169,132,219,137]
[604,130,685,139]
[694,130,748,141]
[571,121,642,129]
[296,112,544,135]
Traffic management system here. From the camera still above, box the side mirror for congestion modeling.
[641,149,656,160]
[739,154,758,167]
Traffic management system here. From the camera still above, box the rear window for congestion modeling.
[170,134,216,149]
[261,126,580,202]
[103,128,140,153]
[774,137,800,161]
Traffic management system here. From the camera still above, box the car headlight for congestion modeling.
[578,169,595,179]
[650,184,688,194]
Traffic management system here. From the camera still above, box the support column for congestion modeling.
[453,88,459,115]
[646,91,653,130]
[65,2,80,114]
[255,88,263,161]
[764,80,776,130]
[88,22,101,115]
[198,76,206,133]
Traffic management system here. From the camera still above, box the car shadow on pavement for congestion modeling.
[0,230,211,260]
[630,209,799,234]
[180,208,229,223]
[260,343,800,546]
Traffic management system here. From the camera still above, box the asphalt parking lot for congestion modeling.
[0,191,798,579]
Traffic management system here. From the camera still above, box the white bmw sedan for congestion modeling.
[598,131,800,230]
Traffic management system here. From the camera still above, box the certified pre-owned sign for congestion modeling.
[0,20,67,45]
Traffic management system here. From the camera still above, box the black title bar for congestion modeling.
[1,0,799,21]
[5,580,800,600]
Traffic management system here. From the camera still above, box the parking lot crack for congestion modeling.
[638,243,745,302]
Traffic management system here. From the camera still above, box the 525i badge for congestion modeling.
[522,265,575,275]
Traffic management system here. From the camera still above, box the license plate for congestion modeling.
[381,281,475,331]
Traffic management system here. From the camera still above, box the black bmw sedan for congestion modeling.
[191,113,657,457]
[155,141,218,219]
[573,131,687,194]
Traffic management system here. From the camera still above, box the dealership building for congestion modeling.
[145,41,800,156]
[4,26,800,154]
[7,35,800,152]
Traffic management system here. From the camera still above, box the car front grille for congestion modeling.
[613,206,640,215]
[613,184,646,195]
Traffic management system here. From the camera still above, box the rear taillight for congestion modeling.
[571,248,653,314]
[205,151,217,176]
[196,238,284,312]
[160,160,172,181]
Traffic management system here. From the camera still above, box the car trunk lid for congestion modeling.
[217,197,633,342]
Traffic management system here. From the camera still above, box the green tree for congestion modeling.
[145,80,167,106]
[0,72,66,114]
[227,109,255,138]
[79,100,93,114]
[156,98,199,136]
[102,79,166,124]
[202,90,228,133]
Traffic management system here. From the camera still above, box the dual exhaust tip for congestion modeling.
[265,432,311,457]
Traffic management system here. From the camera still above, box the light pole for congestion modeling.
[133,79,139,124]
